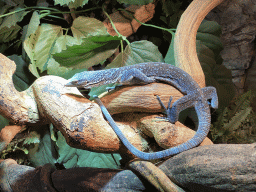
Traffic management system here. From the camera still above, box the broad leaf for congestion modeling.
[53,17,121,69]
[28,127,58,167]
[107,40,164,68]
[24,24,62,77]
[53,35,121,69]
[71,17,108,40]
[56,131,121,169]
[46,57,85,79]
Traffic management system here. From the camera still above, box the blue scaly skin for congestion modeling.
[66,62,218,160]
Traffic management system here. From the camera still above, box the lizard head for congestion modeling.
[65,71,106,89]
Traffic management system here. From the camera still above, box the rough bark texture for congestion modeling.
[160,143,256,192]
[99,83,183,115]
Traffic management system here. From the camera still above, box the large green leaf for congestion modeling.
[107,40,164,68]
[46,57,85,79]
[53,17,121,69]
[56,131,121,169]
[24,24,62,77]
[53,35,121,68]
[71,17,108,40]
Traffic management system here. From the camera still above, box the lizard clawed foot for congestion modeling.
[106,86,116,92]
[156,95,178,124]
[156,95,172,113]
[106,85,123,92]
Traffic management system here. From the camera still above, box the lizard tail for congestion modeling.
[94,96,211,160]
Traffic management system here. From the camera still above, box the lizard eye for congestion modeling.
[72,80,79,85]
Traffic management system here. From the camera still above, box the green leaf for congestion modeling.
[108,40,164,68]
[223,107,252,132]
[28,127,58,167]
[52,17,121,69]
[53,35,121,68]
[71,17,108,40]
[24,11,40,40]
[23,131,41,145]
[68,0,89,9]
[46,57,85,79]
[164,36,175,65]
[196,33,223,60]
[198,20,222,37]
[0,115,9,130]
[0,5,12,24]
[0,6,28,28]
[54,0,88,8]
[56,131,121,169]
[76,150,121,169]
[0,24,21,43]
[197,40,235,108]
[9,55,35,91]
[24,24,62,76]
[117,0,153,5]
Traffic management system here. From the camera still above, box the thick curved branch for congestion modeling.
[0,54,40,125]
[175,0,224,88]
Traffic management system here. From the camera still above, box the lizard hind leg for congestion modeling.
[168,94,199,124]
[156,95,173,119]
[201,87,218,109]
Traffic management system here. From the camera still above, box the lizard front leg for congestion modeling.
[106,69,155,91]
[118,68,155,85]
[157,94,200,124]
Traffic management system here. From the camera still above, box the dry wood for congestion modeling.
[174,0,224,88]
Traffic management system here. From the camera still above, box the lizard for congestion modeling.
[65,62,218,160]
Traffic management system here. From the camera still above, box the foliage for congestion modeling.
[0,0,236,169]
[211,91,256,144]
[0,127,41,165]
